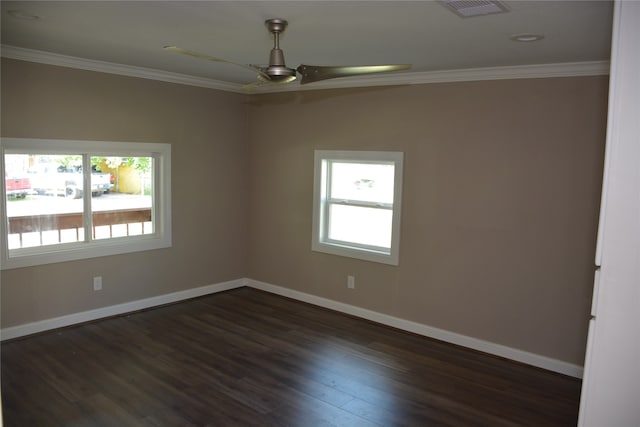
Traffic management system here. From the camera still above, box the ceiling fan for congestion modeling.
[164,18,411,89]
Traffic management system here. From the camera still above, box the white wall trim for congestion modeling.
[0,279,244,341]
[1,276,584,378]
[2,44,610,94]
[245,278,584,378]
[0,45,241,93]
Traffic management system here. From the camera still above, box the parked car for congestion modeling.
[31,165,113,199]
[5,174,32,199]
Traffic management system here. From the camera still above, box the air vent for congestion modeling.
[439,0,509,18]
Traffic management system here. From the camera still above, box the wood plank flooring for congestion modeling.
[1,287,582,426]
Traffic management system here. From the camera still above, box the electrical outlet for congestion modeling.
[347,275,355,289]
[93,276,102,291]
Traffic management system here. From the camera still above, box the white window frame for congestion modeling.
[1,138,171,270]
[312,150,403,265]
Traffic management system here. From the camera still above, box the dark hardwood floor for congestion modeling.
[1,287,582,426]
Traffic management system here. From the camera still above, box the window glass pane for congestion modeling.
[328,204,392,249]
[5,153,85,250]
[91,156,153,241]
[330,162,395,204]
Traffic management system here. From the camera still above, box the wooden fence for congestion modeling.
[8,208,152,247]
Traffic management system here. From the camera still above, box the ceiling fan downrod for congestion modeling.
[264,19,297,81]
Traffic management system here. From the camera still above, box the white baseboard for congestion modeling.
[1,277,584,378]
[0,279,245,341]
[245,278,584,378]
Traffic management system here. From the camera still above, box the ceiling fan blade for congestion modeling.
[241,74,272,91]
[164,46,272,81]
[241,74,298,92]
[296,64,411,85]
[241,81,268,91]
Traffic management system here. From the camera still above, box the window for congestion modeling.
[312,150,403,265]
[1,138,171,269]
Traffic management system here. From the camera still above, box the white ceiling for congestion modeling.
[1,1,614,93]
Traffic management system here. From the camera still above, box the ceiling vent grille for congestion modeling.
[439,0,510,18]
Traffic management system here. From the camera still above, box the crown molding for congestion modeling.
[2,45,610,94]
[1,45,241,93]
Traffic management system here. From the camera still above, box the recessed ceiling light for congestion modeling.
[8,10,40,21]
[510,33,545,43]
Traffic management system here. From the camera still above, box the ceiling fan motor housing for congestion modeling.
[267,49,297,79]
[265,19,297,80]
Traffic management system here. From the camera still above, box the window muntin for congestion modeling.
[1,138,171,269]
[312,150,403,265]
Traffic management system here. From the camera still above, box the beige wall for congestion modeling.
[1,58,608,366]
[1,59,249,327]
[247,77,608,365]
